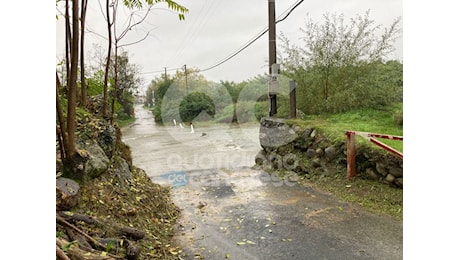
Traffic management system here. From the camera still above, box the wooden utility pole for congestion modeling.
[184,64,188,94]
[289,80,296,118]
[268,0,277,116]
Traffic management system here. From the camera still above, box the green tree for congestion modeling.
[151,67,209,124]
[114,51,141,117]
[102,0,188,119]
[144,85,155,107]
[107,0,188,122]
[280,10,402,114]
[179,92,215,123]
[220,80,244,122]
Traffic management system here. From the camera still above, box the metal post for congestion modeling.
[289,80,296,118]
[268,0,277,117]
[346,131,357,180]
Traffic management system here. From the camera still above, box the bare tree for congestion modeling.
[80,0,89,107]
[65,0,80,161]
[105,0,188,123]
[102,0,114,118]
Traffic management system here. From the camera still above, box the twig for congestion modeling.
[56,215,127,259]
[57,214,107,250]
[56,245,70,260]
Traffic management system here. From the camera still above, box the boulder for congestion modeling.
[315,148,324,157]
[77,140,110,179]
[389,166,403,178]
[324,146,337,161]
[259,117,298,149]
[97,124,117,158]
[306,148,316,158]
[56,177,80,211]
[395,178,403,188]
[366,168,380,180]
[386,173,395,183]
[113,158,133,181]
[255,150,267,166]
[375,162,388,176]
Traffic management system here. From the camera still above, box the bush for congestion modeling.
[179,92,215,122]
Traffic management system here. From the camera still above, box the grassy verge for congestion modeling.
[284,103,403,220]
[300,173,403,220]
[116,116,136,128]
[288,103,403,152]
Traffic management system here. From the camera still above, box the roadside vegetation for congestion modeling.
[285,103,403,220]
[56,0,188,259]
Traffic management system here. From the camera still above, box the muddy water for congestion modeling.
[122,105,403,260]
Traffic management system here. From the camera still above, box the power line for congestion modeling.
[140,0,304,76]
[199,0,304,73]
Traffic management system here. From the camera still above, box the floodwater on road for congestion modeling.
[122,105,403,260]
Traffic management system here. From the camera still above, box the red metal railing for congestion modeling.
[345,130,403,180]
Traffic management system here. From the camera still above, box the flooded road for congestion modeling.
[122,105,403,260]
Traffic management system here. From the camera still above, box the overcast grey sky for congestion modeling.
[56,0,403,86]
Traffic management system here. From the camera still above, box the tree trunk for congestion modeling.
[80,0,88,107]
[110,45,118,124]
[103,0,112,119]
[56,72,67,161]
[65,0,71,86]
[65,0,79,160]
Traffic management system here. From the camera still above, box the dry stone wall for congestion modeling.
[256,117,403,188]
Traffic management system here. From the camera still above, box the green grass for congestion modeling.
[282,103,404,220]
[288,103,403,152]
[116,117,135,127]
[303,173,403,220]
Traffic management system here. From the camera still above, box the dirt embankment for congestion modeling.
[56,113,183,259]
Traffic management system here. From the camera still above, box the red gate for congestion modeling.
[345,131,403,180]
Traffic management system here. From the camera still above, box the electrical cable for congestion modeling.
[140,0,304,75]
[200,0,304,72]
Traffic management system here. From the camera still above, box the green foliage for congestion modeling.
[288,102,403,152]
[123,0,188,21]
[254,101,269,121]
[179,92,215,122]
[214,104,235,123]
[86,74,105,96]
[144,85,154,107]
[152,102,163,123]
[280,10,402,115]
[154,79,174,101]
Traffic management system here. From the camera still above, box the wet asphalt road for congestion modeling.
[122,105,403,260]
